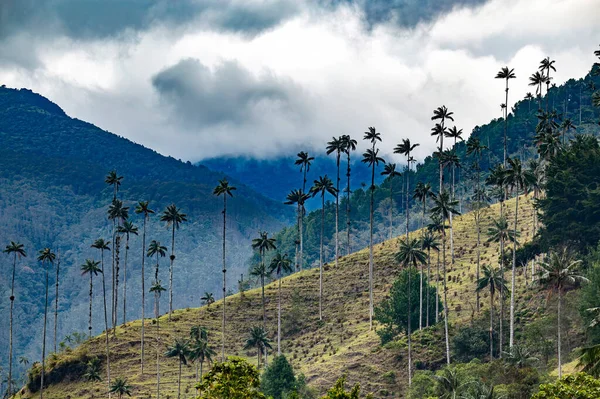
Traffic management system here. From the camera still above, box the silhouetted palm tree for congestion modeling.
[165,338,189,399]
[327,136,345,269]
[37,248,56,399]
[149,280,166,399]
[117,220,138,324]
[444,126,464,197]
[285,189,310,271]
[295,151,314,270]
[476,264,508,359]
[251,231,277,328]
[529,71,546,110]
[420,231,439,327]
[269,253,293,355]
[495,67,516,165]
[395,138,419,240]
[108,198,129,331]
[160,204,187,321]
[91,238,111,392]
[341,135,358,254]
[539,57,556,110]
[81,259,102,338]
[381,163,401,240]
[431,106,454,191]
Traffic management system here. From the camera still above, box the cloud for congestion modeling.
[0,0,599,162]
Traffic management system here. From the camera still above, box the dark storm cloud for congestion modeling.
[152,59,301,127]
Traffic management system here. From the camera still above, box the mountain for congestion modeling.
[0,87,293,379]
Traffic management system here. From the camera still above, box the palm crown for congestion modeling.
[363,126,382,145]
[495,66,516,81]
[147,240,167,258]
[91,238,110,252]
[294,151,314,173]
[108,199,129,223]
[160,204,187,229]
[81,259,102,276]
[269,253,293,277]
[213,179,236,198]
[251,231,277,254]
[4,242,26,258]
[395,238,427,268]
[117,220,139,238]
[37,248,56,264]
[134,201,155,217]
[310,175,337,198]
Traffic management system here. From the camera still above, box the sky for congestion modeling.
[1,0,599,163]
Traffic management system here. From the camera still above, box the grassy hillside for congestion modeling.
[14,193,548,399]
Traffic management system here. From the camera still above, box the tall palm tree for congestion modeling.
[394,138,419,240]
[326,136,345,269]
[495,67,516,166]
[431,191,459,365]
[539,57,556,110]
[149,280,166,399]
[165,338,189,399]
[81,259,102,338]
[537,248,588,378]
[117,220,138,324]
[431,106,454,191]
[213,179,236,361]
[147,241,167,286]
[427,215,446,324]
[108,199,129,331]
[295,151,314,270]
[341,135,358,254]
[381,163,401,240]
[251,231,277,328]
[504,157,533,348]
[439,150,461,265]
[3,241,25,397]
[269,253,293,355]
[444,126,464,198]
[53,249,61,354]
[395,238,427,386]
[189,337,215,382]
[560,118,576,145]
[91,238,111,393]
[476,264,508,359]
[284,189,310,271]
[105,170,123,328]
[413,182,433,231]
[529,71,546,110]
[310,175,337,322]
[105,170,123,201]
[160,204,187,321]
[134,201,154,374]
[420,231,439,328]
[109,377,132,399]
[244,326,272,369]
[37,248,56,399]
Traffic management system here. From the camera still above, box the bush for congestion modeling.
[531,372,600,399]
[452,324,491,363]
[261,355,296,399]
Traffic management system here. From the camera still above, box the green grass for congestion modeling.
[15,195,541,399]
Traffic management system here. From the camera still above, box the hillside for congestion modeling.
[0,87,293,379]
[14,194,548,398]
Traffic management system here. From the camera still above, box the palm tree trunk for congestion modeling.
[504,79,509,166]
[335,154,340,268]
[320,194,325,321]
[141,217,147,375]
[261,271,266,328]
[40,267,49,399]
[100,250,111,398]
[8,253,17,397]
[222,195,227,362]
[510,190,519,348]
[476,166,481,312]
[200,361,204,381]
[54,251,60,354]
[299,203,304,271]
[257,347,261,369]
[278,275,282,355]
[112,220,116,333]
[178,361,182,399]
[369,162,375,330]
[114,235,120,336]
[389,178,394,240]
[123,235,129,324]
[346,152,352,255]
[168,225,175,321]
[490,291,494,359]
[156,292,160,399]
[426,248,431,328]
[436,250,440,324]
[558,289,562,379]
[408,262,412,386]
[443,230,451,365]
[89,273,93,338]
[499,234,504,358]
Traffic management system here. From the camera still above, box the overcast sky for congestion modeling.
[1,0,599,162]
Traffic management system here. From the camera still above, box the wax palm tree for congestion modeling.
[444,126,464,197]
[414,182,433,230]
[105,170,123,201]
[201,292,215,307]
[117,221,138,324]
[529,71,546,109]
[381,163,401,240]
[427,215,446,324]
[341,135,358,254]
[295,151,314,272]
[394,138,419,240]
[431,106,454,191]
[269,253,293,355]
[539,57,556,110]
[165,338,189,399]
[421,231,440,327]
[504,157,534,348]
[160,204,187,321]
[134,201,154,374]
[251,231,277,328]
[109,377,132,399]
[434,367,465,399]
[213,179,236,361]
[310,175,337,321]
[37,248,56,399]
[537,248,588,378]
[495,67,516,165]
[188,337,215,382]
[3,241,25,397]
[149,280,166,399]
[476,264,508,359]
[244,326,272,369]
[52,250,61,354]
[91,238,111,392]
[326,136,345,269]
[108,199,129,331]
[431,191,459,365]
[81,260,102,338]
[560,118,576,145]
[396,238,427,387]
[285,189,310,271]
[147,240,167,282]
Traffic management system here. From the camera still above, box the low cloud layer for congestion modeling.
[1,0,599,162]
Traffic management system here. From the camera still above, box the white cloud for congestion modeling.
[1,0,598,163]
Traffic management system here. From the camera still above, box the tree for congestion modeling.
[104,170,123,201]
[431,106,454,191]
[108,198,129,332]
[109,377,132,399]
[341,135,358,255]
[310,175,338,321]
[37,248,56,399]
[3,241,25,397]
[503,344,538,369]
[80,259,102,338]
[197,357,266,399]
[147,240,167,282]
[495,66,516,165]
[504,157,534,348]
[537,248,588,378]
[321,376,368,399]
[539,57,556,110]
[427,215,446,324]
[295,151,314,271]
[269,253,293,355]
[285,189,310,271]
[83,358,102,382]
[394,138,419,241]
[431,190,460,365]
[529,71,546,110]
[117,220,138,324]
[560,118,576,145]
[532,373,600,399]
[395,238,427,386]
[444,125,464,198]
[362,129,384,330]
[244,326,273,369]
[165,338,190,399]
[201,292,215,307]
[134,200,154,375]
[189,335,215,382]
[381,162,401,240]
[160,204,187,321]
[326,136,345,270]
[53,249,61,354]
[91,238,111,393]
[149,280,166,399]
[476,264,508,359]
[420,230,439,328]
[261,355,296,399]
[252,231,277,330]
[434,367,466,399]
[413,182,434,329]
[213,178,236,361]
